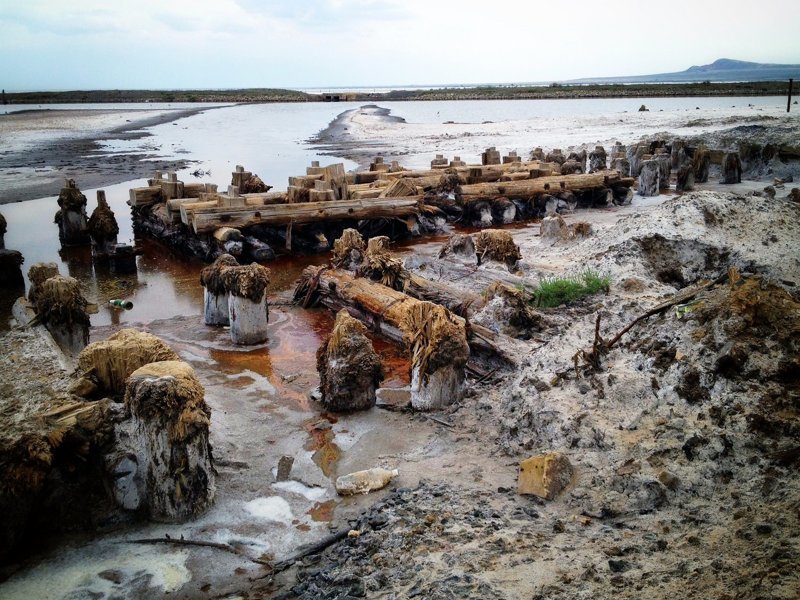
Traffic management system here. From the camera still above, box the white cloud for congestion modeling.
[0,0,798,90]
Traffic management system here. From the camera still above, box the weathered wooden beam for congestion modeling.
[458,170,634,201]
[129,186,162,207]
[295,267,511,366]
[189,197,422,234]
[178,193,288,227]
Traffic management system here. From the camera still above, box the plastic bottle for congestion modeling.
[335,467,398,496]
[109,299,133,310]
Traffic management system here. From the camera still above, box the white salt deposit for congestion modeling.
[272,480,328,501]
[0,545,191,599]
[243,496,294,524]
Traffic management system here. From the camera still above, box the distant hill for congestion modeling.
[566,58,800,84]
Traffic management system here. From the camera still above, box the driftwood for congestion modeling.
[294,267,511,366]
[573,274,729,373]
[127,537,271,566]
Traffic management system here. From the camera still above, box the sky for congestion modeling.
[1,0,799,91]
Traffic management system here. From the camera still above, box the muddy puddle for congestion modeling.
[0,234,425,598]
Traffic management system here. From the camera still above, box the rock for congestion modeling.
[316,310,383,412]
[518,453,573,500]
[277,455,294,481]
[608,559,631,573]
[335,467,398,495]
[540,215,569,242]
[658,470,680,490]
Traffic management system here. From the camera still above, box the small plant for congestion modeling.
[533,270,610,308]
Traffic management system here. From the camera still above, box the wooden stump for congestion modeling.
[316,310,383,412]
[692,146,711,183]
[87,190,119,258]
[0,249,24,288]
[121,360,214,521]
[406,302,469,411]
[54,179,90,247]
[34,275,90,356]
[654,154,672,190]
[637,160,660,197]
[224,263,270,345]
[676,165,695,192]
[588,146,607,173]
[721,152,742,184]
[200,254,239,326]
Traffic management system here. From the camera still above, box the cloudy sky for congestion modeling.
[1,0,798,91]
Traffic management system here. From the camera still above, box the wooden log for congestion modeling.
[190,197,422,234]
[379,178,419,198]
[289,174,324,188]
[309,189,336,202]
[129,186,162,207]
[403,272,480,317]
[350,189,383,200]
[458,171,633,201]
[295,267,507,365]
[178,195,285,227]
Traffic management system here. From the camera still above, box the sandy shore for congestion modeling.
[313,103,799,171]
[0,107,214,204]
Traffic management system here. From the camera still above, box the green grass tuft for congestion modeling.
[533,270,610,308]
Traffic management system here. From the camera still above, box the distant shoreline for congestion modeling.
[2,81,792,105]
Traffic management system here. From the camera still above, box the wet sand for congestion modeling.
[0,107,218,204]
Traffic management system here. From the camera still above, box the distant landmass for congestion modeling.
[566,58,800,84]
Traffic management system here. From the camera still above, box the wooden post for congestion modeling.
[789,79,794,113]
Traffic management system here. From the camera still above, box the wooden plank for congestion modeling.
[129,186,162,207]
[190,197,422,234]
[458,170,633,201]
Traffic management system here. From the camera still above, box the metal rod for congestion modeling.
[789,78,794,113]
